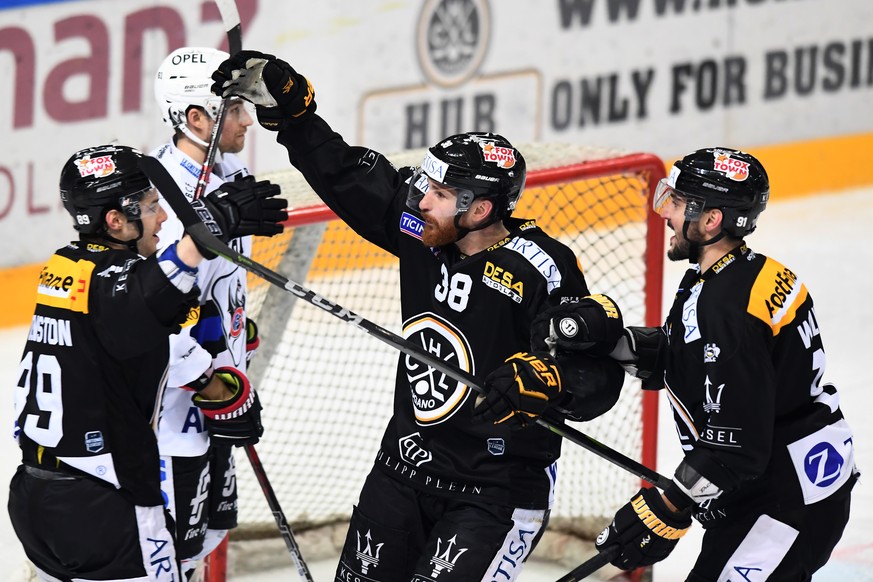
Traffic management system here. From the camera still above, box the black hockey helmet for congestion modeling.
[654,147,769,238]
[407,132,526,221]
[60,145,154,234]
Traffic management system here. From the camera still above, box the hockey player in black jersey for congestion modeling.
[534,148,858,580]
[211,52,625,581]
[8,144,279,582]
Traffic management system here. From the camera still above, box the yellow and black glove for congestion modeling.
[595,486,692,570]
[474,352,565,427]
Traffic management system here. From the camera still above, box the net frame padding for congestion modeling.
[224,144,665,573]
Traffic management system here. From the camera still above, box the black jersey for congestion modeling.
[660,243,856,526]
[278,117,589,509]
[13,242,197,506]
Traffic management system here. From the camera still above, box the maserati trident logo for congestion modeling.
[356,529,384,574]
[703,376,725,413]
[429,535,468,577]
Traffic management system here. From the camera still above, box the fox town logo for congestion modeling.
[403,312,475,425]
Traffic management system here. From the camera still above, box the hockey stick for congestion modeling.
[141,155,671,491]
[244,445,314,581]
[191,3,314,580]
[555,547,619,582]
[192,0,242,201]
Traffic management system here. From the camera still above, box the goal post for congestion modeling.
[210,144,666,576]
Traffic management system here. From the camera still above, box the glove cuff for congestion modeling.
[663,480,696,513]
[194,367,255,420]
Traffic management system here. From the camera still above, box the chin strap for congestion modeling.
[178,125,225,165]
[683,220,726,264]
[452,209,503,244]
[93,220,144,253]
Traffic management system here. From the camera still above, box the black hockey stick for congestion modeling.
[192,3,314,580]
[555,547,619,582]
[192,0,243,201]
[141,155,671,492]
[244,445,314,581]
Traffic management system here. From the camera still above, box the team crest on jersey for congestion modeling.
[703,343,720,363]
[712,150,749,181]
[403,312,474,425]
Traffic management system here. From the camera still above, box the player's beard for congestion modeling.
[667,221,703,262]
[667,234,690,262]
[219,132,245,155]
[422,216,459,247]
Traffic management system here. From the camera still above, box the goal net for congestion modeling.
[215,144,665,576]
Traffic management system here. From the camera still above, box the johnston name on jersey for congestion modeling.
[277,117,590,509]
[13,242,196,506]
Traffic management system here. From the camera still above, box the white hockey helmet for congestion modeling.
[154,46,229,146]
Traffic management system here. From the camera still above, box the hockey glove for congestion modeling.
[193,367,264,447]
[474,352,565,427]
[609,326,666,383]
[191,179,287,258]
[555,353,625,422]
[531,294,624,356]
[211,50,316,132]
[245,318,260,367]
[595,486,692,570]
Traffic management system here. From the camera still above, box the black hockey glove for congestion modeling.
[191,179,287,258]
[245,318,260,367]
[595,486,692,570]
[211,50,316,132]
[531,294,624,356]
[193,367,264,447]
[474,352,565,427]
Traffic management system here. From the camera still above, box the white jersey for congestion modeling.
[151,141,252,457]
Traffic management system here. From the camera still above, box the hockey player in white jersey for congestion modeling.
[151,46,286,578]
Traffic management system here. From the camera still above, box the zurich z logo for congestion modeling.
[805,442,844,487]
[400,212,424,240]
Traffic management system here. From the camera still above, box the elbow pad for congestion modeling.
[610,326,666,385]
[553,353,625,422]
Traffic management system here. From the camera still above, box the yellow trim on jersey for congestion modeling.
[35,255,95,314]
[180,305,201,328]
[747,257,809,336]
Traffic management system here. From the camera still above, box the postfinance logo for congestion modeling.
[403,312,474,425]
[748,257,808,334]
